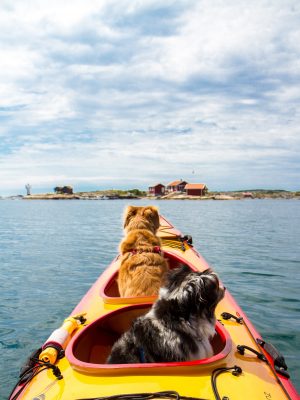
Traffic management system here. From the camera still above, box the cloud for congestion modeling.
[0,0,299,194]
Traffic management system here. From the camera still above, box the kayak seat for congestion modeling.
[66,303,231,374]
[101,251,200,305]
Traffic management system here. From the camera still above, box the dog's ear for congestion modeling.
[143,205,158,216]
[181,264,192,273]
[166,264,191,289]
[169,264,191,277]
[123,206,138,228]
[199,270,222,310]
[200,269,219,291]
[143,206,160,230]
[143,206,158,218]
[202,268,213,275]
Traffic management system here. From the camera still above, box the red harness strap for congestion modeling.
[129,246,161,255]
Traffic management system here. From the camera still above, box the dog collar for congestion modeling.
[129,246,161,255]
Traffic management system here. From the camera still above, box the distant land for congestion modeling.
[1,189,300,200]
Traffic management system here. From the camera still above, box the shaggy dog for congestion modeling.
[117,205,169,298]
[107,266,225,364]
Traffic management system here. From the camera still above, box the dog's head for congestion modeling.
[123,205,160,233]
[159,265,225,321]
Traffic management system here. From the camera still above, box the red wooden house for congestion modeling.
[148,183,165,196]
[184,183,207,196]
[166,180,188,192]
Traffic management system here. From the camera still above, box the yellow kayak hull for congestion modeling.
[11,216,299,400]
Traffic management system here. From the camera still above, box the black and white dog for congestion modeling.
[107,265,225,364]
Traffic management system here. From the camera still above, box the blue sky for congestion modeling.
[0,0,299,195]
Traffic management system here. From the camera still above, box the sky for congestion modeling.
[0,0,299,195]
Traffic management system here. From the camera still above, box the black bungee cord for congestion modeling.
[211,365,243,400]
[77,391,208,400]
[8,358,63,400]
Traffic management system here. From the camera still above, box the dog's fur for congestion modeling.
[107,266,225,364]
[117,205,169,298]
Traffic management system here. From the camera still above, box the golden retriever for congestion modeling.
[117,205,168,297]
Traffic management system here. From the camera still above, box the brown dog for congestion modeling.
[117,205,169,298]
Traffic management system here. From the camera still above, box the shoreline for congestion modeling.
[2,190,299,201]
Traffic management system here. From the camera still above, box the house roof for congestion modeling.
[149,183,165,188]
[167,180,188,187]
[185,183,206,190]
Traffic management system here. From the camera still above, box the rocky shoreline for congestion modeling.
[153,190,300,200]
[1,189,299,201]
[21,193,140,200]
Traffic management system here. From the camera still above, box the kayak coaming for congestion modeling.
[11,216,299,400]
[100,249,210,305]
[66,309,232,374]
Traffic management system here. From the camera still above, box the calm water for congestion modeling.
[0,199,299,398]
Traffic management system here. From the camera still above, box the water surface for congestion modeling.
[0,199,299,398]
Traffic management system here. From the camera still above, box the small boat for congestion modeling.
[10,216,299,400]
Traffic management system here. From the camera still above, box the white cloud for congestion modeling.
[0,0,299,194]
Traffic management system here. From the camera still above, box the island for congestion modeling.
[2,189,296,200]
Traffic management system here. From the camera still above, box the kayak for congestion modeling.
[9,215,299,400]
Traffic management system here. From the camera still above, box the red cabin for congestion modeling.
[185,183,207,196]
[166,180,188,192]
[148,184,165,196]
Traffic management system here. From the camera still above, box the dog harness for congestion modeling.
[138,347,146,363]
[129,246,161,255]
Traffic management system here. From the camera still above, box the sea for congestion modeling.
[0,199,299,399]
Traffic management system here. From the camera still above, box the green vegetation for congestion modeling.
[128,189,147,197]
[75,189,146,198]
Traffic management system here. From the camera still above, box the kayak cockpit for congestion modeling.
[66,304,232,374]
[101,250,199,304]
